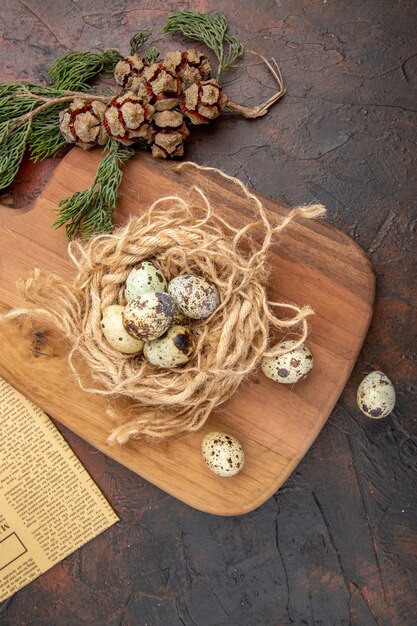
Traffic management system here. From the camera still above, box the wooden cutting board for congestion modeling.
[0,149,375,516]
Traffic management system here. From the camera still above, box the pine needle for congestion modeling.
[0,121,31,190]
[0,121,10,147]
[0,95,40,123]
[49,49,122,90]
[0,81,81,99]
[162,10,244,78]
[0,82,91,127]
[144,47,160,64]
[130,31,152,55]
[28,104,68,161]
[129,31,160,64]
[53,140,134,240]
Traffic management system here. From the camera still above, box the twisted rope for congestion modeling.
[4,163,325,443]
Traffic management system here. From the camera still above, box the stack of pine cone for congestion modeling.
[59,49,228,158]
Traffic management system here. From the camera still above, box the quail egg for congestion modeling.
[202,432,245,477]
[125,261,167,302]
[168,274,219,319]
[261,340,313,384]
[101,305,144,354]
[123,292,174,341]
[144,325,195,368]
[357,371,396,419]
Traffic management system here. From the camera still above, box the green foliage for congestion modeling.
[129,31,152,55]
[28,104,68,161]
[0,82,35,97]
[0,82,80,127]
[53,141,134,240]
[0,81,76,98]
[162,10,244,77]
[0,95,40,123]
[0,82,71,165]
[129,31,160,64]
[0,121,31,191]
[144,46,160,64]
[0,121,10,146]
[49,49,122,90]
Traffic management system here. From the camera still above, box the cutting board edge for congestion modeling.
[0,149,377,516]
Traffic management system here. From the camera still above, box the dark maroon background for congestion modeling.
[0,1,416,624]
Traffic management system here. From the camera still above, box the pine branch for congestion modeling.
[130,31,152,55]
[162,10,244,78]
[9,92,110,132]
[129,31,160,64]
[0,82,60,123]
[53,140,134,240]
[0,121,31,191]
[28,104,68,161]
[0,81,87,99]
[0,82,39,98]
[0,95,44,124]
[0,82,111,136]
[144,47,160,64]
[49,49,122,90]
[0,121,10,147]
[223,32,244,74]
[0,81,113,192]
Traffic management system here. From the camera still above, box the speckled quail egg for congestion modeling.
[261,340,313,384]
[124,261,167,302]
[101,305,144,354]
[357,371,396,419]
[123,292,174,341]
[144,325,195,368]
[202,432,245,477]
[168,274,219,319]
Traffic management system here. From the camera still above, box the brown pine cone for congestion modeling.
[135,63,181,111]
[164,49,211,88]
[180,79,228,125]
[59,98,107,150]
[150,110,190,158]
[114,54,148,91]
[103,92,154,146]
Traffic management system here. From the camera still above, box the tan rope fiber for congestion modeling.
[3,162,325,443]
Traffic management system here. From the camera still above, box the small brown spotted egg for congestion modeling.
[168,274,219,320]
[202,432,245,477]
[144,325,195,368]
[261,339,313,384]
[357,371,396,419]
[125,261,167,302]
[123,292,174,341]
[101,305,144,354]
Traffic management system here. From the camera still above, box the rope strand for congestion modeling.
[2,165,325,443]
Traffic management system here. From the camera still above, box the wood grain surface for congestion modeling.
[0,147,374,515]
[0,1,416,625]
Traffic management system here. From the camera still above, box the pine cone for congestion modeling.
[135,63,181,111]
[164,49,211,88]
[180,79,228,125]
[150,110,190,158]
[59,98,107,150]
[103,92,155,146]
[114,54,148,91]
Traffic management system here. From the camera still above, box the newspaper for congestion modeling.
[0,377,118,602]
